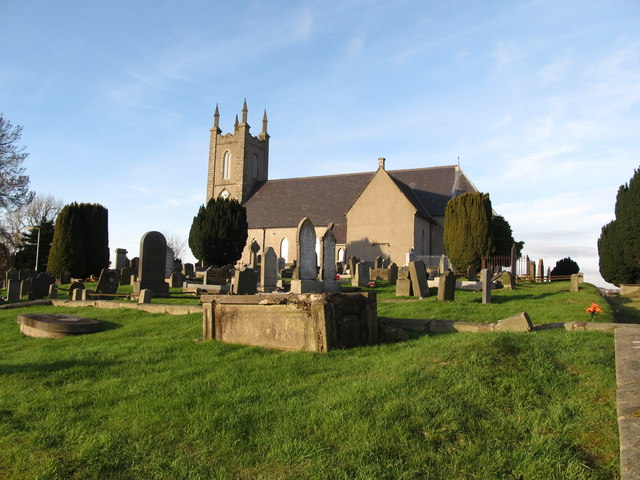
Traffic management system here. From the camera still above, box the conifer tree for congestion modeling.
[443,192,492,271]
[12,219,54,271]
[189,197,248,267]
[550,257,580,277]
[598,167,640,285]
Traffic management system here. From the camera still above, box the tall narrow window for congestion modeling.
[253,154,258,178]
[280,237,289,263]
[222,151,231,179]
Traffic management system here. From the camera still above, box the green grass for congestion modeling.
[0,287,620,479]
[606,294,640,324]
[375,280,615,325]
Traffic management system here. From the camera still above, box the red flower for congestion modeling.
[585,303,603,315]
[367,281,376,288]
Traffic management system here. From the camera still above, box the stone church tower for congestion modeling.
[206,100,269,204]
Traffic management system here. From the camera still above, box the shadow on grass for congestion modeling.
[604,295,640,324]
[0,359,121,376]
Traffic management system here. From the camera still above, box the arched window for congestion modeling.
[280,237,289,263]
[337,248,345,262]
[222,151,231,179]
[253,154,258,178]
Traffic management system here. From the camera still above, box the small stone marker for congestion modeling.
[261,247,278,293]
[388,263,398,286]
[570,274,579,292]
[48,284,58,299]
[408,260,429,298]
[437,270,456,301]
[501,271,513,291]
[7,279,20,302]
[71,288,83,301]
[395,266,412,296]
[233,267,258,295]
[169,271,185,289]
[17,313,102,338]
[20,278,32,298]
[481,268,491,304]
[138,289,152,304]
[495,312,533,332]
[119,267,136,286]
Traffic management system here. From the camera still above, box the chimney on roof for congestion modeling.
[378,157,386,170]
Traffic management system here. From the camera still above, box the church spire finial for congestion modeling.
[234,114,239,131]
[262,109,268,134]
[213,103,221,133]
[241,98,248,124]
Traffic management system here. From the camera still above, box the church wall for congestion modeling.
[414,216,432,257]
[345,170,417,265]
[430,216,446,256]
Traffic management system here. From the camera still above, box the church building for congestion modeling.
[205,101,479,267]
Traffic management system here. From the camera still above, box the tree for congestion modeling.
[489,215,524,257]
[12,219,55,272]
[443,192,492,271]
[47,203,109,278]
[2,193,63,250]
[598,167,640,286]
[164,231,187,261]
[550,257,580,277]
[0,114,34,212]
[189,197,248,267]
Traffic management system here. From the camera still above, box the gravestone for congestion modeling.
[546,267,551,282]
[405,249,416,265]
[69,281,85,297]
[60,270,72,285]
[374,256,383,269]
[291,218,322,293]
[71,288,83,301]
[538,259,544,282]
[7,279,20,302]
[348,256,359,276]
[249,240,260,269]
[138,289,152,304]
[114,248,129,270]
[481,268,491,304]
[169,271,185,289]
[165,247,175,278]
[320,230,339,292]
[119,267,136,286]
[95,269,121,299]
[388,263,398,286]
[438,255,447,275]
[468,265,477,282]
[48,283,58,299]
[525,256,530,276]
[233,267,258,295]
[260,247,278,293]
[130,257,139,271]
[408,260,429,298]
[437,270,456,301]
[510,244,517,284]
[395,266,412,296]
[132,231,169,295]
[577,273,584,284]
[530,261,536,282]
[351,261,371,287]
[570,274,579,292]
[20,278,32,298]
[5,268,18,287]
[29,273,55,300]
[501,271,513,290]
[183,263,195,279]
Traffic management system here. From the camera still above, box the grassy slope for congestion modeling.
[0,283,619,479]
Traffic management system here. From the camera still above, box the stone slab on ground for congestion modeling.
[380,318,431,332]
[17,313,102,338]
[494,312,533,332]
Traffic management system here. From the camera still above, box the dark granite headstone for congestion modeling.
[7,279,20,302]
[29,273,55,300]
[133,231,169,295]
[233,267,257,295]
[95,269,121,299]
[408,260,429,298]
[388,263,398,286]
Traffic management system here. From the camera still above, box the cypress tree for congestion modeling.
[189,197,248,267]
[550,257,580,277]
[598,167,640,286]
[443,192,492,271]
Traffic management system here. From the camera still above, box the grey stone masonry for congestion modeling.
[481,268,491,304]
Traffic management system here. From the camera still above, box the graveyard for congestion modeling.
[0,267,626,479]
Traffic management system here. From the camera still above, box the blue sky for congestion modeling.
[1,0,639,287]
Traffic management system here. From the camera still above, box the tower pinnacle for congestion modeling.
[241,98,248,125]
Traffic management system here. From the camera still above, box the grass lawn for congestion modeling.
[0,280,620,479]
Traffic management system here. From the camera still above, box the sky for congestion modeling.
[1,0,639,288]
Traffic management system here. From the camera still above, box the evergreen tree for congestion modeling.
[489,215,524,257]
[550,257,580,277]
[47,203,109,278]
[189,197,248,267]
[598,167,640,286]
[444,192,492,271]
[12,219,54,272]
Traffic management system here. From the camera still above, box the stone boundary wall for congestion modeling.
[620,284,640,297]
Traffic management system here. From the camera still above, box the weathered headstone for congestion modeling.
[20,278,32,298]
[481,268,491,304]
[69,281,85,298]
[525,255,530,276]
[114,248,129,270]
[183,263,195,279]
[169,271,185,289]
[29,273,55,300]
[495,312,533,332]
[95,269,121,299]
[408,260,429,298]
[351,261,370,287]
[291,218,322,293]
[374,256,383,269]
[71,288,83,301]
[546,266,551,282]
[320,230,339,292]
[510,244,517,284]
[501,271,513,291]
[395,266,412,296]
[165,247,175,278]
[250,240,260,269]
[577,273,584,284]
[468,265,477,282]
[138,289,152,304]
[388,263,398,286]
[119,267,136,286]
[60,270,72,285]
[130,257,140,271]
[5,268,18,287]
[233,267,258,295]
[538,259,544,282]
[530,261,536,282]
[7,279,20,302]
[570,273,579,292]
[48,283,58,300]
[260,247,278,293]
[348,256,358,276]
[406,249,416,265]
[132,231,169,295]
[437,270,456,301]
[438,255,447,275]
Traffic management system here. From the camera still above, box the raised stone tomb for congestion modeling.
[17,313,103,338]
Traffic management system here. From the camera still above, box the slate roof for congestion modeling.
[244,165,477,243]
